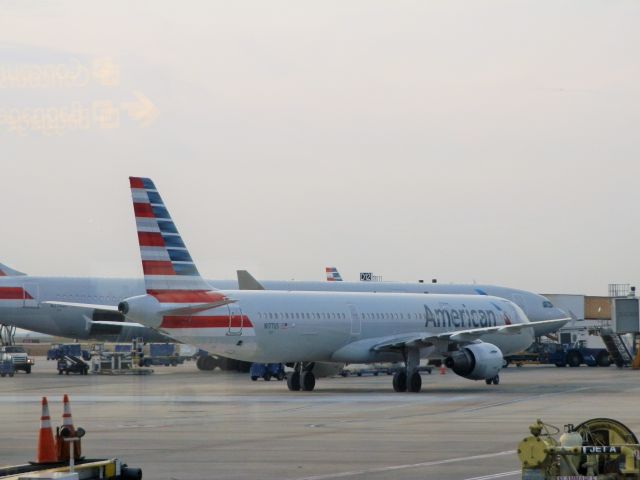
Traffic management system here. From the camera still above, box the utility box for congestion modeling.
[613,297,640,333]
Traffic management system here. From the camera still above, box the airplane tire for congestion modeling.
[301,371,316,391]
[199,355,218,371]
[485,375,500,385]
[408,372,422,393]
[287,371,301,391]
[392,370,407,392]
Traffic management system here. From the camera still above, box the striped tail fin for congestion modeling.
[325,267,343,282]
[129,177,217,303]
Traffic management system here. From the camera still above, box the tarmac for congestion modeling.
[0,358,637,480]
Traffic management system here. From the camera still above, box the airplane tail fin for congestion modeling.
[0,263,26,277]
[129,177,216,303]
[325,267,343,282]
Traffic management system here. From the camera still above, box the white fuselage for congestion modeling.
[145,290,535,364]
[0,276,563,341]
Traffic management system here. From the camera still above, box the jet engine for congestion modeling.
[118,294,164,329]
[444,343,503,380]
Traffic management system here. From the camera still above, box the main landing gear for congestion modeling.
[392,348,422,393]
[287,362,316,392]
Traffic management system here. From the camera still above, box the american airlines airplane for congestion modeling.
[0,269,565,344]
[44,177,568,392]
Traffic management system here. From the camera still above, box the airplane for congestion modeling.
[0,268,566,345]
[44,177,568,392]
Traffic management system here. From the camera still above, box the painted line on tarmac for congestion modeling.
[457,386,593,414]
[463,470,519,480]
[292,450,516,480]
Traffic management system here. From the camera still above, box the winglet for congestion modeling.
[0,263,26,277]
[237,270,266,290]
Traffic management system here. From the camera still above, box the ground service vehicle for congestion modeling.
[543,341,611,367]
[250,363,285,381]
[0,354,15,377]
[0,345,33,373]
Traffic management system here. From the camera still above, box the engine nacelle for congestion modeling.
[118,294,164,329]
[444,343,503,380]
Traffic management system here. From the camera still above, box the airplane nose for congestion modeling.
[552,307,568,320]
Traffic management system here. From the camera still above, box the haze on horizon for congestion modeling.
[1,1,638,296]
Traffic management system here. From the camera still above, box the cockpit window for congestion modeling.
[543,301,554,308]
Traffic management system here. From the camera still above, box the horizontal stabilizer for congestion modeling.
[92,320,146,328]
[43,301,120,312]
[237,270,265,291]
[0,263,26,277]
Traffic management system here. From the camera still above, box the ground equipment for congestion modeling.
[47,343,91,361]
[57,354,89,375]
[137,343,189,367]
[0,353,15,377]
[250,363,285,381]
[0,345,34,373]
[506,341,612,368]
[518,417,640,479]
[601,328,635,368]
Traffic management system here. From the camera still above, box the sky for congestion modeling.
[0,1,638,296]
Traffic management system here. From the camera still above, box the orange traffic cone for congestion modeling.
[57,394,81,461]
[439,364,446,375]
[36,397,58,463]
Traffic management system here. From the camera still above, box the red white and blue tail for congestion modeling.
[129,177,217,303]
[325,267,343,282]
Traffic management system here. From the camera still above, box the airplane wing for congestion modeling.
[372,318,570,352]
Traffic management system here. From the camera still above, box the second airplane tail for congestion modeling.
[325,267,343,282]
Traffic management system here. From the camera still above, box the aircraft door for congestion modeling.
[22,283,39,308]
[227,303,244,336]
[348,304,361,336]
